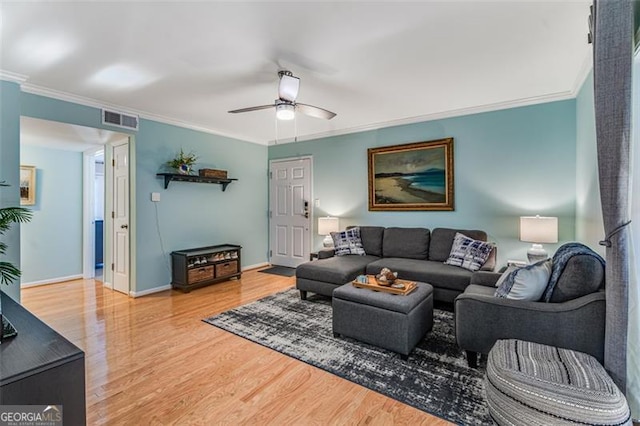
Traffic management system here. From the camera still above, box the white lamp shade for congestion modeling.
[520,216,558,243]
[318,217,339,235]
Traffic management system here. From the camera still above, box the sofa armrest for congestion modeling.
[317,248,335,259]
[470,271,501,287]
[455,290,606,361]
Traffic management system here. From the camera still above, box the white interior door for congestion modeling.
[269,157,312,268]
[112,142,129,294]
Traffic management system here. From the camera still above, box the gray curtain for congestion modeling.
[593,0,634,391]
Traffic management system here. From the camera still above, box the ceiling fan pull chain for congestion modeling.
[294,112,298,143]
[274,113,279,145]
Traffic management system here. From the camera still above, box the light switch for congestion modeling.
[151,192,161,202]
[314,199,320,207]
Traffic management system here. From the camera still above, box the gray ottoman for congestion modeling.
[332,282,433,359]
[486,339,631,426]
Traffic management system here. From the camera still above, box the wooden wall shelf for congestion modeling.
[156,173,237,191]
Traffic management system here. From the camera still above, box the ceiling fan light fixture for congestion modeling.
[276,103,295,120]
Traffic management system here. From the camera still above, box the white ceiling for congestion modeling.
[21,116,127,152]
[1,1,592,145]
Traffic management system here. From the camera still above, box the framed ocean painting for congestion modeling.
[368,138,454,211]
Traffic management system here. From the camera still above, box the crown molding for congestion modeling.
[19,82,267,145]
[571,50,594,96]
[269,89,577,145]
[0,70,29,84]
[11,73,585,149]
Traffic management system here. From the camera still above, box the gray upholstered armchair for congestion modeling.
[455,253,605,368]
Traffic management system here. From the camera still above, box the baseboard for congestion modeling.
[102,281,113,289]
[243,262,270,271]
[128,262,270,297]
[129,284,172,298]
[21,274,83,288]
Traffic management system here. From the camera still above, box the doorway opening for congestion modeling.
[20,117,132,294]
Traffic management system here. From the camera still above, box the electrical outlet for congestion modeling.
[151,192,161,202]
[314,199,320,207]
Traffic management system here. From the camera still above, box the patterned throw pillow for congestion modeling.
[444,232,494,271]
[495,259,552,300]
[331,227,366,256]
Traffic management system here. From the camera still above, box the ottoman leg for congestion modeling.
[466,350,478,368]
[333,332,340,338]
[400,354,409,361]
[299,290,307,300]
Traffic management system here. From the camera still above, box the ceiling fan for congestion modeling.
[228,70,336,121]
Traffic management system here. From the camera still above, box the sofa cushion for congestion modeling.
[444,232,494,272]
[549,255,605,303]
[382,227,430,260]
[366,258,473,292]
[358,226,385,256]
[296,255,380,285]
[331,227,365,256]
[429,228,487,262]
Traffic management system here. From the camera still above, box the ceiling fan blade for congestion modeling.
[278,74,300,102]
[228,104,275,114]
[296,103,337,120]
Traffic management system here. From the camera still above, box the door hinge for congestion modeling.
[269,210,272,218]
[111,211,115,219]
[269,250,272,257]
[111,263,114,271]
[269,171,272,179]
[112,159,115,167]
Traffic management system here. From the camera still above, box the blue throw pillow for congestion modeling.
[331,227,366,256]
[444,232,494,271]
[495,259,552,301]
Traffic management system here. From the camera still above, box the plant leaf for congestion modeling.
[0,262,21,285]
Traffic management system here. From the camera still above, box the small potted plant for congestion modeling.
[167,148,198,175]
[0,182,32,342]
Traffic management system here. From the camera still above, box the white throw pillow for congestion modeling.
[494,265,519,287]
[495,260,552,301]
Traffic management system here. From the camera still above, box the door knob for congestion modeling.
[120,224,129,229]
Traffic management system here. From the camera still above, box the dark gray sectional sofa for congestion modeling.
[296,226,495,303]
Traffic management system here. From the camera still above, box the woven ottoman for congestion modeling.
[486,339,631,426]
[332,282,433,359]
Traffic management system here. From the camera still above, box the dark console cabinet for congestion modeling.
[171,244,242,292]
[0,292,86,425]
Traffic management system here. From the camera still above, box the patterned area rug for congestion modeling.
[204,289,490,425]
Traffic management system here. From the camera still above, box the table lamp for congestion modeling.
[318,217,339,247]
[520,215,558,263]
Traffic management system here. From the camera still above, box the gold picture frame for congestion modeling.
[368,138,454,211]
[20,165,36,206]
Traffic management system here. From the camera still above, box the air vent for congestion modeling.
[101,109,139,131]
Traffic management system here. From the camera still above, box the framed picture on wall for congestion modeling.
[368,138,454,211]
[20,165,36,206]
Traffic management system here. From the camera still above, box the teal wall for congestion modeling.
[0,81,22,301]
[575,71,604,254]
[18,91,268,294]
[20,145,83,283]
[269,100,578,266]
[136,120,268,292]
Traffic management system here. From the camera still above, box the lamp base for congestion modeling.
[527,244,549,263]
[322,235,334,248]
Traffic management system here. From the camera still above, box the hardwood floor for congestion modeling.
[21,270,451,425]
